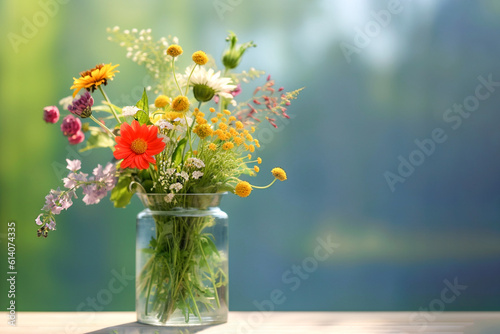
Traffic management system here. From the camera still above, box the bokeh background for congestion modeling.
[1,0,500,313]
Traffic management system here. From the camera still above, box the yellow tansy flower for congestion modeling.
[234,137,244,145]
[222,142,234,150]
[209,107,216,113]
[248,144,255,153]
[254,166,260,173]
[229,127,238,136]
[211,117,219,123]
[208,143,217,151]
[223,109,231,115]
[196,117,207,124]
[257,157,262,164]
[235,121,244,129]
[219,123,228,131]
[229,116,237,122]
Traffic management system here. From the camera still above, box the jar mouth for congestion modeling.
[136,192,227,210]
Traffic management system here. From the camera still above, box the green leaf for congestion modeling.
[79,128,115,153]
[135,110,149,126]
[110,175,134,208]
[172,138,187,166]
[136,88,149,114]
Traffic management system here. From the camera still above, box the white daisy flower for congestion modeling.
[184,66,236,102]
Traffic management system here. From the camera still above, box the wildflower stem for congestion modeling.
[184,65,197,96]
[90,115,116,139]
[172,60,183,96]
[98,86,122,124]
[251,178,276,189]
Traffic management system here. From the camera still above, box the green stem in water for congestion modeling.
[98,86,122,124]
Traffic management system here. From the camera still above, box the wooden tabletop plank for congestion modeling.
[1,312,500,333]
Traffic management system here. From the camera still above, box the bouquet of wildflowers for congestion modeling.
[35,27,301,322]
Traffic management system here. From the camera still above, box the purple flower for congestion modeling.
[66,159,82,172]
[231,84,242,97]
[82,162,117,205]
[68,91,94,118]
[35,214,43,226]
[43,106,60,124]
[42,188,73,215]
[68,130,85,145]
[61,115,82,136]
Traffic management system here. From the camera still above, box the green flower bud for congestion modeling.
[222,32,256,70]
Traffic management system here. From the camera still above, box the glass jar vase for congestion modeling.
[135,193,228,326]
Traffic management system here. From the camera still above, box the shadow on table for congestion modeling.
[87,321,221,334]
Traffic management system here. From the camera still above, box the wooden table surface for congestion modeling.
[1,311,500,333]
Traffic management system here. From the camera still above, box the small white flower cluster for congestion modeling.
[107,26,180,96]
[157,158,205,202]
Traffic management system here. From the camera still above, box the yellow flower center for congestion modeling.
[131,138,148,154]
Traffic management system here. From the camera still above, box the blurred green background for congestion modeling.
[1,0,500,313]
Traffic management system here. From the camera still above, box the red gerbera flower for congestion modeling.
[113,120,165,169]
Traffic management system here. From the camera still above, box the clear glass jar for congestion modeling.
[136,193,228,326]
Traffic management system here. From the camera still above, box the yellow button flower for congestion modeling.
[192,50,208,65]
[154,95,170,108]
[193,124,213,139]
[235,181,252,198]
[167,45,183,57]
[171,95,190,112]
[271,167,287,181]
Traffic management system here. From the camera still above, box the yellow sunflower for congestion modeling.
[71,63,120,97]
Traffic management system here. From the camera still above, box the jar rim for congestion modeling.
[136,192,228,210]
